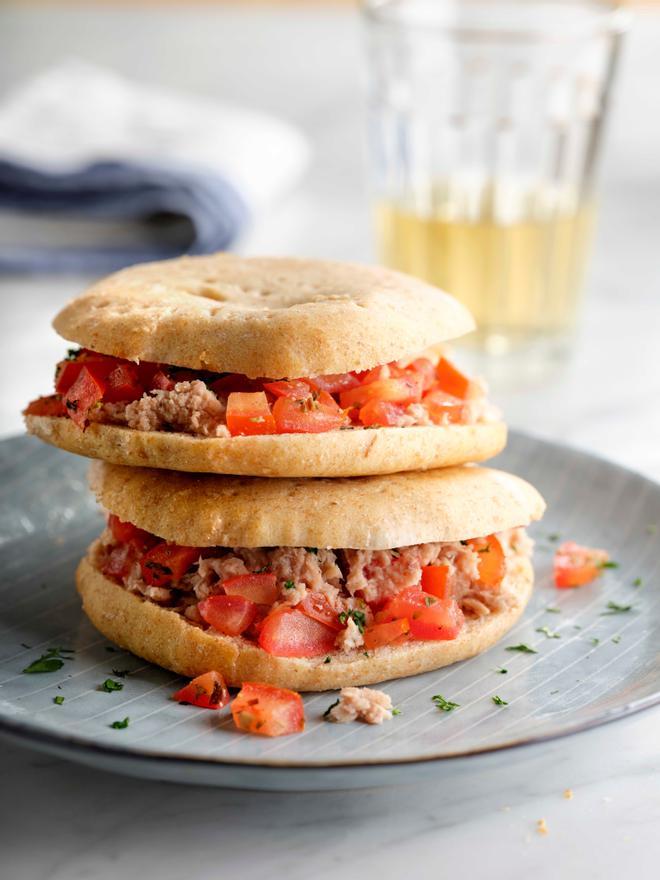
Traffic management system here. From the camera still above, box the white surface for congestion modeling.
[0,5,658,878]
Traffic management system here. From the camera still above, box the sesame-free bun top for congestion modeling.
[53,254,475,378]
[89,461,545,550]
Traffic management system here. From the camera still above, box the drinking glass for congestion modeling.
[363,0,628,373]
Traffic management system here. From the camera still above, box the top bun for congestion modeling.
[53,254,475,378]
[89,461,545,550]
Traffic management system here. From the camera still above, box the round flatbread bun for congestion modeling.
[26,414,507,478]
[89,460,545,549]
[53,254,475,378]
[76,551,534,691]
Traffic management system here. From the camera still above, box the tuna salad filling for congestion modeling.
[25,347,499,436]
[92,515,533,658]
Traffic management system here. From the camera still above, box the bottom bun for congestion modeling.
[76,553,533,691]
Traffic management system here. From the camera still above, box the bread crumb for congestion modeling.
[536,818,548,836]
[564,788,574,800]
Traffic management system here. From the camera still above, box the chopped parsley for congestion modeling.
[632,577,643,588]
[392,708,402,716]
[545,607,561,614]
[324,656,331,664]
[22,647,74,674]
[550,689,560,695]
[323,699,339,719]
[431,694,460,712]
[602,601,634,615]
[305,547,318,555]
[495,666,508,674]
[599,560,619,570]
[590,637,600,647]
[612,635,622,644]
[283,580,296,590]
[505,643,537,654]
[100,678,124,693]
[536,626,561,640]
[53,695,65,706]
[105,646,119,653]
[548,533,561,543]
[338,610,366,633]
[111,668,131,678]
[110,717,130,729]
[492,695,508,706]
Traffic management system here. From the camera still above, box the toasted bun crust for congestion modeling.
[76,553,534,690]
[88,459,545,549]
[52,255,475,377]
[25,414,507,479]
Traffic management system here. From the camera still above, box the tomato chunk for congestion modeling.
[358,399,406,427]
[376,587,463,641]
[141,543,200,587]
[403,357,436,391]
[435,357,472,400]
[554,541,609,588]
[272,391,346,434]
[55,351,116,394]
[466,535,506,590]
[64,365,106,428]
[263,379,312,400]
[363,617,410,649]
[339,375,423,409]
[104,363,144,403]
[226,391,277,436]
[222,573,278,605]
[307,372,361,395]
[422,389,465,425]
[258,608,337,657]
[108,514,157,550]
[24,395,67,417]
[198,594,257,635]
[102,543,134,580]
[173,671,230,710]
[231,682,304,737]
[421,565,450,600]
[300,593,342,631]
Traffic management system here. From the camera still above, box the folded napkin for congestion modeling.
[0,61,310,273]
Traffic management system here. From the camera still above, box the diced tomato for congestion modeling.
[107,514,157,550]
[272,391,346,434]
[222,572,278,605]
[435,357,472,400]
[23,395,67,417]
[554,541,609,589]
[466,535,506,590]
[55,351,116,394]
[231,682,304,737]
[209,374,265,396]
[64,366,106,429]
[358,399,406,427]
[226,391,277,436]
[403,357,436,391]
[363,617,410,650]
[141,543,200,587]
[339,375,423,409]
[198,594,257,635]
[262,379,312,400]
[258,608,337,657]
[173,671,230,710]
[307,372,361,395]
[148,369,175,391]
[300,593,342,631]
[354,362,404,385]
[422,389,465,425]
[102,543,134,580]
[376,587,430,623]
[421,564,450,600]
[104,363,144,403]
[376,587,463,641]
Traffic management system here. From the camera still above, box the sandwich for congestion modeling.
[24,254,505,477]
[78,461,545,690]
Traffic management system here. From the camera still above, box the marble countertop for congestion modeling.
[0,5,658,878]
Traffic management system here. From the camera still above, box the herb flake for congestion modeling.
[492,695,508,706]
[22,647,73,674]
[431,694,460,713]
[506,643,538,654]
[53,695,64,706]
[536,626,561,640]
[110,717,130,729]
[601,601,634,615]
[101,678,124,693]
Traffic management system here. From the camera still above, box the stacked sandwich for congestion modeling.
[25,256,544,726]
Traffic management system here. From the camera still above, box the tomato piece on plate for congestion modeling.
[299,593,342,630]
[307,372,361,395]
[198,594,257,635]
[272,391,346,434]
[358,399,406,427]
[222,572,278,605]
[421,564,450,600]
[339,375,423,410]
[363,617,410,650]
[262,379,313,400]
[435,357,472,400]
[226,391,277,436]
[173,671,230,710]
[141,543,200,587]
[231,682,304,737]
[63,365,107,429]
[258,608,338,657]
[554,541,609,588]
[422,389,465,425]
[104,363,144,403]
[23,395,67,417]
[466,535,506,590]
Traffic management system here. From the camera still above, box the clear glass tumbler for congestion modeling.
[363,0,628,372]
